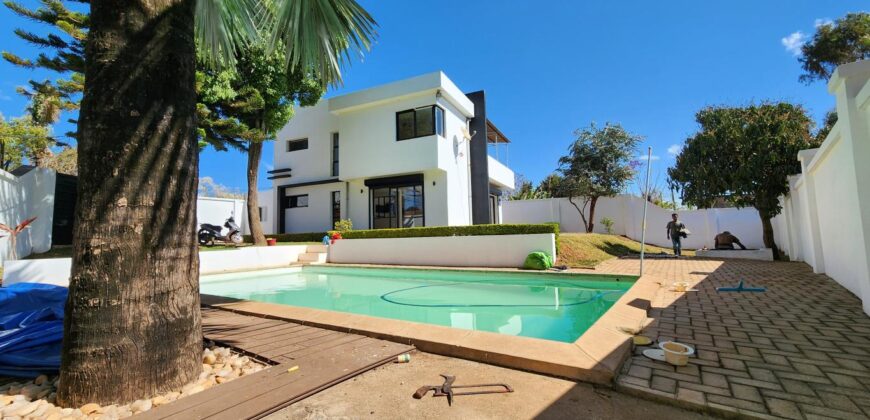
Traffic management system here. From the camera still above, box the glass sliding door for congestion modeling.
[369,179,424,229]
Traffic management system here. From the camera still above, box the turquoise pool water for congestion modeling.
[200,266,635,343]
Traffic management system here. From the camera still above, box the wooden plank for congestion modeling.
[138,308,413,420]
[212,339,413,420]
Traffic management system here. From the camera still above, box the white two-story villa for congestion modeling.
[261,72,515,234]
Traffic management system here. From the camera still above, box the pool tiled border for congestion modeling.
[200,266,662,384]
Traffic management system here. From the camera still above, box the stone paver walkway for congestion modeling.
[598,258,870,419]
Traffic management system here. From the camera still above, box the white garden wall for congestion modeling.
[0,168,56,264]
[197,196,250,235]
[503,195,764,250]
[2,245,309,287]
[327,233,556,268]
[772,60,870,315]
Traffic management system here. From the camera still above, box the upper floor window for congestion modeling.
[331,133,339,177]
[287,138,308,152]
[396,105,444,141]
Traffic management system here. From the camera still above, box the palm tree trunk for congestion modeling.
[247,140,266,245]
[57,0,201,406]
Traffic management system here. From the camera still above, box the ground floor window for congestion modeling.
[366,175,424,229]
[288,194,308,208]
[489,194,499,224]
[331,191,340,229]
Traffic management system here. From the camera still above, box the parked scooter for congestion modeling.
[198,216,243,246]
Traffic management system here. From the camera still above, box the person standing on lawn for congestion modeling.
[666,213,686,256]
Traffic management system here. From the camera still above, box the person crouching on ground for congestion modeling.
[666,213,686,257]
[715,231,747,250]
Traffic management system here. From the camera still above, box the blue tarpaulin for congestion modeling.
[0,283,67,377]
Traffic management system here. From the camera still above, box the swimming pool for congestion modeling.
[200,266,635,343]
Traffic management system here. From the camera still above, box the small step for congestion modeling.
[298,252,327,264]
[306,244,328,253]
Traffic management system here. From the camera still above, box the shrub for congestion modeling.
[333,219,353,232]
[600,217,614,234]
[243,232,326,243]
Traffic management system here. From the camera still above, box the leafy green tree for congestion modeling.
[198,40,323,245]
[814,109,838,144]
[558,122,640,232]
[42,146,78,175]
[57,0,376,407]
[0,114,51,171]
[537,173,564,198]
[668,103,816,259]
[799,12,870,84]
[2,0,86,139]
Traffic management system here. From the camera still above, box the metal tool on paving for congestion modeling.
[413,374,513,406]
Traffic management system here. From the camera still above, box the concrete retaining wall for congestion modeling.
[2,245,309,287]
[327,233,556,268]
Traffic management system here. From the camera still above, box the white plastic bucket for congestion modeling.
[659,341,694,366]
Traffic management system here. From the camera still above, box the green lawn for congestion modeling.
[558,233,694,268]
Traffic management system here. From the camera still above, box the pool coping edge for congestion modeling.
[200,270,662,384]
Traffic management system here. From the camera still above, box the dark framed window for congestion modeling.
[396,105,444,141]
[286,138,308,152]
[288,194,308,208]
[331,191,340,228]
[258,207,264,221]
[367,175,425,229]
[331,133,339,177]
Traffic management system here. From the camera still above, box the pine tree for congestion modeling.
[2,0,87,139]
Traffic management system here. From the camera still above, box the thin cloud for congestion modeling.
[667,144,682,156]
[263,162,274,171]
[814,18,833,28]
[781,31,807,56]
[636,154,660,162]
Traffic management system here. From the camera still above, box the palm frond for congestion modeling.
[270,0,377,86]
[195,0,262,68]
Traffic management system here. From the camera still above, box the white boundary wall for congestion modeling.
[0,168,56,264]
[197,196,249,235]
[503,195,763,250]
[327,234,556,268]
[2,245,310,287]
[772,60,870,315]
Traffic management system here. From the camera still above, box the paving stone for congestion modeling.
[675,386,705,406]
[701,371,728,388]
[730,383,762,403]
[650,376,676,394]
[766,397,802,420]
[800,403,867,420]
[627,364,652,380]
[706,394,767,413]
[827,372,866,389]
[816,391,863,413]
[607,259,870,420]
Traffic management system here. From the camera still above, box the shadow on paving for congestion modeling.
[610,258,870,419]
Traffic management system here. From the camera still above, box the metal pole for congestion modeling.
[639,147,652,276]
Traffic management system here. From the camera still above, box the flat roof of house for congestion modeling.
[328,71,475,118]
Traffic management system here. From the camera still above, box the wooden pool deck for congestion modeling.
[138,307,414,420]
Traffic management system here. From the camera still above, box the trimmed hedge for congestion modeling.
[243,232,326,243]
[247,223,560,247]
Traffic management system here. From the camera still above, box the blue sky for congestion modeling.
[0,0,865,193]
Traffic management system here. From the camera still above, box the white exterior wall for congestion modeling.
[771,60,870,315]
[281,182,344,233]
[502,194,765,250]
[270,71,486,232]
[256,189,275,234]
[274,101,338,184]
[0,168,56,264]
